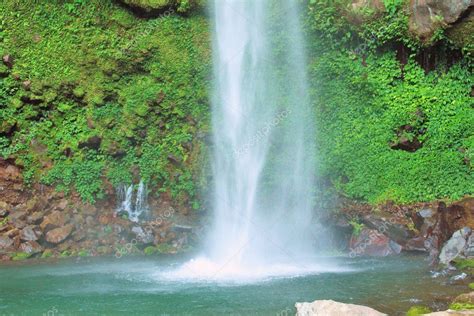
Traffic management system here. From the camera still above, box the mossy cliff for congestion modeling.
[0,0,211,208]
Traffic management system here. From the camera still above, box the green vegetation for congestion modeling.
[307,0,473,204]
[449,302,474,311]
[156,243,174,253]
[40,250,53,259]
[0,0,211,205]
[348,219,364,236]
[144,245,157,255]
[454,258,474,270]
[11,252,31,261]
[406,306,431,316]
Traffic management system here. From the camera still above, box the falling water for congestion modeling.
[116,181,149,222]
[171,0,323,280]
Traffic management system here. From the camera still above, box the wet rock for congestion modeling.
[439,227,471,265]
[362,214,414,245]
[132,226,154,244]
[10,217,27,229]
[0,236,14,249]
[9,210,27,221]
[56,199,68,211]
[350,228,402,257]
[40,211,66,231]
[26,212,44,225]
[45,224,74,244]
[118,0,174,16]
[171,224,193,233]
[72,229,86,242]
[0,201,10,217]
[19,225,42,241]
[465,234,474,257]
[85,216,95,227]
[453,291,474,305]
[19,241,42,255]
[409,0,474,41]
[295,300,387,316]
[22,80,31,90]
[2,55,13,69]
[405,236,427,252]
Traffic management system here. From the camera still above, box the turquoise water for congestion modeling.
[0,254,465,315]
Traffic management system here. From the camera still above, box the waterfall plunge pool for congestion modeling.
[0,254,465,315]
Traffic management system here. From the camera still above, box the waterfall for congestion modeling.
[116,180,149,222]
[171,0,325,280]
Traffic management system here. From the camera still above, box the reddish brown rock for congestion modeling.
[40,211,66,231]
[0,236,14,249]
[45,224,74,244]
[19,225,42,241]
[19,240,42,255]
[56,199,68,211]
[2,55,13,68]
[26,212,44,225]
[409,0,474,40]
[405,236,427,252]
[350,228,402,257]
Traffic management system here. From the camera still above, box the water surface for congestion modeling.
[0,254,465,315]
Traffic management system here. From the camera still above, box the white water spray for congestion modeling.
[171,0,324,280]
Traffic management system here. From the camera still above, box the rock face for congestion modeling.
[40,211,67,231]
[409,0,474,40]
[439,227,473,265]
[19,225,41,241]
[295,300,387,316]
[45,224,74,244]
[350,228,402,257]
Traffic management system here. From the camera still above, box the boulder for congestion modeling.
[439,227,472,265]
[132,226,154,244]
[409,0,474,40]
[405,236,427,252]
[0,201,10,217]
[40,211,67,231]
[2,55,13,68]
[19,241,42,255]
[19,225,42,241]
[118,0,174,16]
[26,211,44,224]
[350,228,402,257]
[465,234,474,257]
[362,214,415,245]
[295,300,387,316]
[453,292,474,305]
[45,224,74,244]
[0,236,14,249]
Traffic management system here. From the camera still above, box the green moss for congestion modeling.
[40,249,53,259]
[454,259,474,270]
[449,302,474,311]
[0,1,210,205]
[406,306,432,316]
[156,243,174,253]
[469,283,474,290]
[60,250,72,258]
[11,252,31,261]
[144,246,157,255]
[77,250,90,257]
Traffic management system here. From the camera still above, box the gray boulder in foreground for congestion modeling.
[295,300,386,316]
